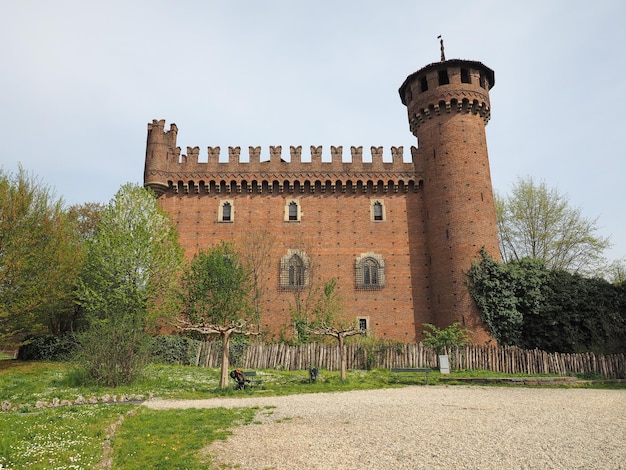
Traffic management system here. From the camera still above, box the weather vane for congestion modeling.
[438,35,445,61]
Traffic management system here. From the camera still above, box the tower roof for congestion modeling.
[399,59,495,106]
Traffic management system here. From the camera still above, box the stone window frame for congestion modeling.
[218,199,234,223]
[284,198,302,222]
[355,252,385,290]
[357,316,370,333]
[370,199,386,222]
[279,249,310,290]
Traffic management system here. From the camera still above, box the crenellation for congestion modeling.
[310,145,323,163]
[208,146,220,163]
[331,146,343,161]
[270,146,282,163]
[351,146,363,161]
[228,146,241,162]
[391,146,403,164]
[370,146,383,162]
[290,145,302,162]
[249,146,261,163]
[186,146,200,164]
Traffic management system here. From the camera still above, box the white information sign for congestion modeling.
[438,355,450,374]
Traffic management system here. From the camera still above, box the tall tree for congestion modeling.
[308,278,365,381]
[178,242,256,388]
[0,167,83,344]
[46,202,107,335]
[77,184,183,386]
[496,176,610,275]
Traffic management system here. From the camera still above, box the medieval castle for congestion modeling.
[144,54,500,343]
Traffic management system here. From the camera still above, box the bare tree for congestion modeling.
[496,176,610,275]
[307,278,365,381]
[239,230,275,331]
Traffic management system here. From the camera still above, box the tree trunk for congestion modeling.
[338,334,347,381]
[219,331,232,389]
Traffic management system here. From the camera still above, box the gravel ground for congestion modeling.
[143,386,626,469]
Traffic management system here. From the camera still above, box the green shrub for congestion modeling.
[74,319,148,387]
[17,333,78,361]
[147,335,200,365]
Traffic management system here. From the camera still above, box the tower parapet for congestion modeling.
[399,59,494,137]
[144,119,178,195]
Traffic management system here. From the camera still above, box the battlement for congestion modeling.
[144,120,422,195]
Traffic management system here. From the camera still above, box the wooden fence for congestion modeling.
[192,342,626,379]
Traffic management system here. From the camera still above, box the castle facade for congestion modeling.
[144,56,500,342]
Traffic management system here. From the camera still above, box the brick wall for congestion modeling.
[158,187,430,342]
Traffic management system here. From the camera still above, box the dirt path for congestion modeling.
[143,386,626,469]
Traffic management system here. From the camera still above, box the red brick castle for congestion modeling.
[144,54,500,343]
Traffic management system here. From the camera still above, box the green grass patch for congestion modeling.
[0,362,222,405]
[112,407,256,469]
[0,404,132,469]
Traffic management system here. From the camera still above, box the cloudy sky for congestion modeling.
[1,1,625,263]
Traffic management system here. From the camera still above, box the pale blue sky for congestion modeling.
[1,1,624,263]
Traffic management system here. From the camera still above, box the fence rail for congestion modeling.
[192,342,626,379]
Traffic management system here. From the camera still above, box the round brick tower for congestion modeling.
[399,57,500,342]
[144,119,178,196]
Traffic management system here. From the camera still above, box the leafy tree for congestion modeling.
[178,242,256,388]
[307,278,365,381]
[496,176,610,275]
[468,249,626,353]
[422,323,472,355]
[46,202,106,335]
[68,202,105,240]
[77,184,183,386]
[522,271,625,353]
[466,250,548,346]
[0,167,83,344]
[422,322,472,370]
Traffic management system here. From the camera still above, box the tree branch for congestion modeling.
[176,317,260,336]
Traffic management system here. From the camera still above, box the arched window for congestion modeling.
[218,200,234,222]
[373,202,383,221]
[363,258,379,285]
[285,199,301,222]
[280,249,309,289]
[355,253,385,289]
[288,254,304,287]
[370,199,385,222]
[222,202,232,221]
[289,202,298,221]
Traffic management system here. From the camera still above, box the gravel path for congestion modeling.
[143,386,626,469]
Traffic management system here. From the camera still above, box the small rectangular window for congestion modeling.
[461,68,471,84]
[438,70,449,85]
[222,203,231,221]
[373,202,383,221]
[359,318,367,331]
[420,76,428,92]
[288,202,298,221]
